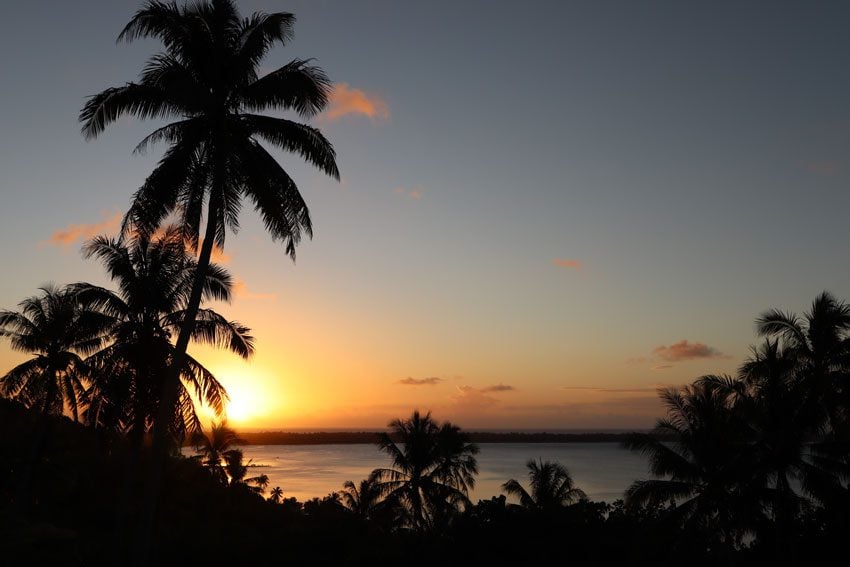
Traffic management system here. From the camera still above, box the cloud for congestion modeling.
[553,258,582,270]
[233,281,276,301]
[481,383,515,393]
[797,160,840,176]
[393,185,423,200]
[192,237,231,264]
[651,364,673,371]
[324,83,389,122]
[451,386,499,408]
[397,377,443,386]
[561,386,660,393]
[47,211,122,247]
[652,340,727,362]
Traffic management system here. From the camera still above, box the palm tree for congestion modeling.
[0,285,110,511]
[191,420,244,484]
[372,410,479,531]
[756,291,850,439]
[269,486,283,504]
[71,226,252,444]
[623,380,765,545]
[502,459,586,511]
[191,421,267,492]
[339,473,382,520]
[79,0,339,458]
[0,285,108,420]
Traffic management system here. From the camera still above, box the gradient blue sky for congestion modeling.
[1,1,849,429]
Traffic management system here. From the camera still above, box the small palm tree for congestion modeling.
[72,227,253,443]
[191,421,244,485]
[340,473,382,520]
[502,459,586,511]
[0,285,110,510]
[372,410,479,531]
[0,285,109,419]
[191,420,266,492]
[269,486,283,504]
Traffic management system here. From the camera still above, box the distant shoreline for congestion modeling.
[236,431,641,445]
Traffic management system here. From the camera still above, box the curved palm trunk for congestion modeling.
[133,192,221,567]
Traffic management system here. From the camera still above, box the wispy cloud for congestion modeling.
[393,185,423,200]
[561,386,661,393]
[190,237,231,264]
[651,364,673,371]
[553,258,582,270]
[451,386,499,408]
[797,160,840,176]
[397,377,443,386]
[652,340,727,362]
[323,83,389,122]
[481,383,515,393]
[46,211,121,248]
[233,281,276,301]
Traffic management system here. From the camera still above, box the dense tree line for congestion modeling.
[1,1,848,564]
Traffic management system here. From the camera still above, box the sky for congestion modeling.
[1,0,850,430]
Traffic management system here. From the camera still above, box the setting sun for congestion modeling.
[224,388,256,424]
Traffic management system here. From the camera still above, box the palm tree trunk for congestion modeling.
[133,190,222,566]
[15,375,57,515]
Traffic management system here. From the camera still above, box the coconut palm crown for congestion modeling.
[372,410,479,531]
[502,459,586,511]
[0,285,110,420]
[79,0,339,451]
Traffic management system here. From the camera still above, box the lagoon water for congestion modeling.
[238,442,651,503]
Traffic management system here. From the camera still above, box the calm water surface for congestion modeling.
[237,443,651,503]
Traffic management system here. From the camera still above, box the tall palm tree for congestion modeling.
[372,410,479,531]
[502,459,586,511]
[79,0,339,459]
[623,380,765,545]
[0,285,109,420]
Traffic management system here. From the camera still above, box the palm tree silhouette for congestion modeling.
[71,226,252,444]
[191,421,266,492]
[623,380,764,545]
[372,410,479,531]
[755,291,850,440]
[0,285,110,511]
[269,486,283,504]
[0,285,108,420]
[79,0,338,463]
[340,473,382,520]
[191,420,244,484]
[502,459,586,511]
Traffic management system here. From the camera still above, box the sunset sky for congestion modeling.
[2,1,850,430]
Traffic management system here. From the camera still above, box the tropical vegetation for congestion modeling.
[371,410,479,531]
[74,227,252,445]
[502,458,586,511]
[78,0,339,457]
[1,0,849,564]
